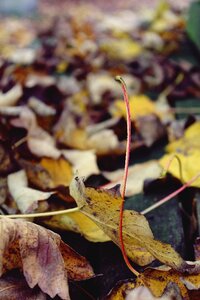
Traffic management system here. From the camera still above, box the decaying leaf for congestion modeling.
[100,38,142,61]
[19,156,73,190]
[165,121,200,154]
[62,149,100,179]
[7,170,54,213]
[0,85,23,107]
[107,280,181,300]
[125,285,178,300]
[103,160,162,196]
[11,107,60,159]
[106,279,135,300]
[159,121,200,187]
[69,176,193,270]
[40,157,73,188]
[159,150,200,187]
[43,211,110,242]
[135,266,200,300]
[0,218,94,299]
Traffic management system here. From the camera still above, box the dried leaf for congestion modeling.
[100,38,142,60]
[103,160,162,196]
[107,277,182,300]
[0,218,94,299]
[110,95,159,121]
[40,157,73,188]
[125,285,177,300]
[7,170,54,213]
[43,211,110,242]
[159,151,200,187]
[0,85,23,107]
[11,108,60,159]
[165,121,200,154]
[70,177,192,270]
[135,266,200,300]
[62,149,100,179]
[106,280,135,300]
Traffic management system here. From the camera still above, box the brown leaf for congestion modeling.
[40,157,73,188]
[0,271,47,300]
[69,176,193,271]
[107,279,182,300]
[0,218,94,299]
[135,267,200,300]
[7,170,54,213]
[103,160,162,196]
[106,279,135,300]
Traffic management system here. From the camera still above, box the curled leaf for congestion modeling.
[0,218,94,299]
[7,170,54,213]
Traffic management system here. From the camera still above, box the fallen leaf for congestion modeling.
[0,85,23,107]
[100,38,142,61]
[125,285,178,300]
[106,278,181,300]
[10,48,36,65]
[7,170,54,213]
[110,95,159,121]
[136,114,167,147]
[0,271,47,300]
[106,279,135,300]
[43,211,110,242]
[40,157,73,188]
[62,149,100,179]
[165,121,200,154]
[0,218,94,299]
[28,97,56,117]
[69,176,192,270]
[103,160,162,196]
[11,107,60,159]
[159,150,200,187]
[135,266,200,300]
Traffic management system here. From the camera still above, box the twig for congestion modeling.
[115,76,139,277]
[141,172,200,215]
[0,206,80,219]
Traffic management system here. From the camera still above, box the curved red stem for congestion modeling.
[116,76,139,277]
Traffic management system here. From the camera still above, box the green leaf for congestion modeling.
[186,1,200,51]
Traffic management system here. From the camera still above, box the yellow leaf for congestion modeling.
[166,121,200,154]
[107,280,135,300]
[40,157,73,188]
[110,95,159,121]
[69,176,191,270]
[100,38,142,60]
[159,122,200,187]
[135,267,200,300]
[159,151,200,187]
[43,211,110,243]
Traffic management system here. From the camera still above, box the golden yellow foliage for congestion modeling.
[159,122,200,187]
[43,211,110,243]
[136,267,200,300]
[110,95,159,121]
[69,176,192,270]
[166,122,200,154]
[40,157,73,188]
[100,38,142,60]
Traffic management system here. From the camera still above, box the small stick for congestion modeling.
[160,153,184,183]
[141,172,200,215]
[0,206,80,219]
[115,76,139,277]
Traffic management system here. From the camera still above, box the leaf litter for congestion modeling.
[0,0,200,299]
